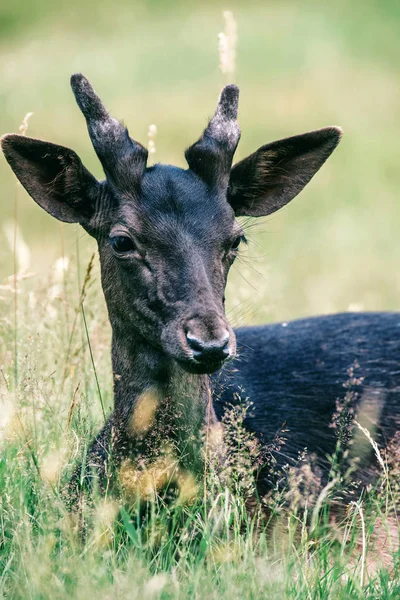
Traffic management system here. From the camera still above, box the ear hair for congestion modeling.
[1,134,100,226]
[228,127,342,217]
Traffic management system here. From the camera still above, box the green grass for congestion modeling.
[1,0,400,597]
[0,262,399,598]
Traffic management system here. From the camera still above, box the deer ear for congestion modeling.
[1,134,100,225]
[227,127,342,217]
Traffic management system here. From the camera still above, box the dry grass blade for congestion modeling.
[354,420,387,478]
[66,382,81,431]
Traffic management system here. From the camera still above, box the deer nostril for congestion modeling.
[186,331,230,363]
[186,334,204,352]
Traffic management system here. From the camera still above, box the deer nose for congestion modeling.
[186,331,231,363]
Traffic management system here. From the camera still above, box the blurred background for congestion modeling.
[1,0,400,325]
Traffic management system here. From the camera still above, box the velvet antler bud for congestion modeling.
[70,74,148,192]
[185,84,241,187]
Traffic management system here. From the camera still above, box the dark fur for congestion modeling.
[3,74,385,505]
[214,312,400,494]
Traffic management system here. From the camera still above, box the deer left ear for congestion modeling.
[1,134,100,226]
[227,127,342,217]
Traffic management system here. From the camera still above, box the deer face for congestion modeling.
[98,166,241,374]
[1,74,342,375]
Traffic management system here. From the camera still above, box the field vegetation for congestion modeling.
[1,1,400,597]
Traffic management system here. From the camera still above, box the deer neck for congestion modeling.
[110,329,217,473]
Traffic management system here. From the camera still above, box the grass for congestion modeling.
[0,261,399,598]
[1,0,400,597]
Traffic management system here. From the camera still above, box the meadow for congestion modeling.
[1,0,400,597]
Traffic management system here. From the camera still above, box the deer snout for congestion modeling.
[162,316,236,374]
[186,330,231,364]
[183,315,235,368]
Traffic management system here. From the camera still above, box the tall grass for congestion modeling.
[1,1,400,597]
[0,260,399,598]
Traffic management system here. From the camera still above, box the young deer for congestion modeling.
[2,75,399,505]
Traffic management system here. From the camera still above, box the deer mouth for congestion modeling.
[177,354,233,375]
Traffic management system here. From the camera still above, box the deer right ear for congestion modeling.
[227,127,342,217]
[1,134,100,226]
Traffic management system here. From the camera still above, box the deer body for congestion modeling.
[3,74,395,506]
[80,310,400,500]
[215,311,400,494]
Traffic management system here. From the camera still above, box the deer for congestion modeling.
[2,74,400,510]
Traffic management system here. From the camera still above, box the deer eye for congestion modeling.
[231,235,245,251]
[110,235,136,254]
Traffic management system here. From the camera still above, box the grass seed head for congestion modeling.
[218,10,237,75]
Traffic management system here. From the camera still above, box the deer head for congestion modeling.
[1,75,342,375]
